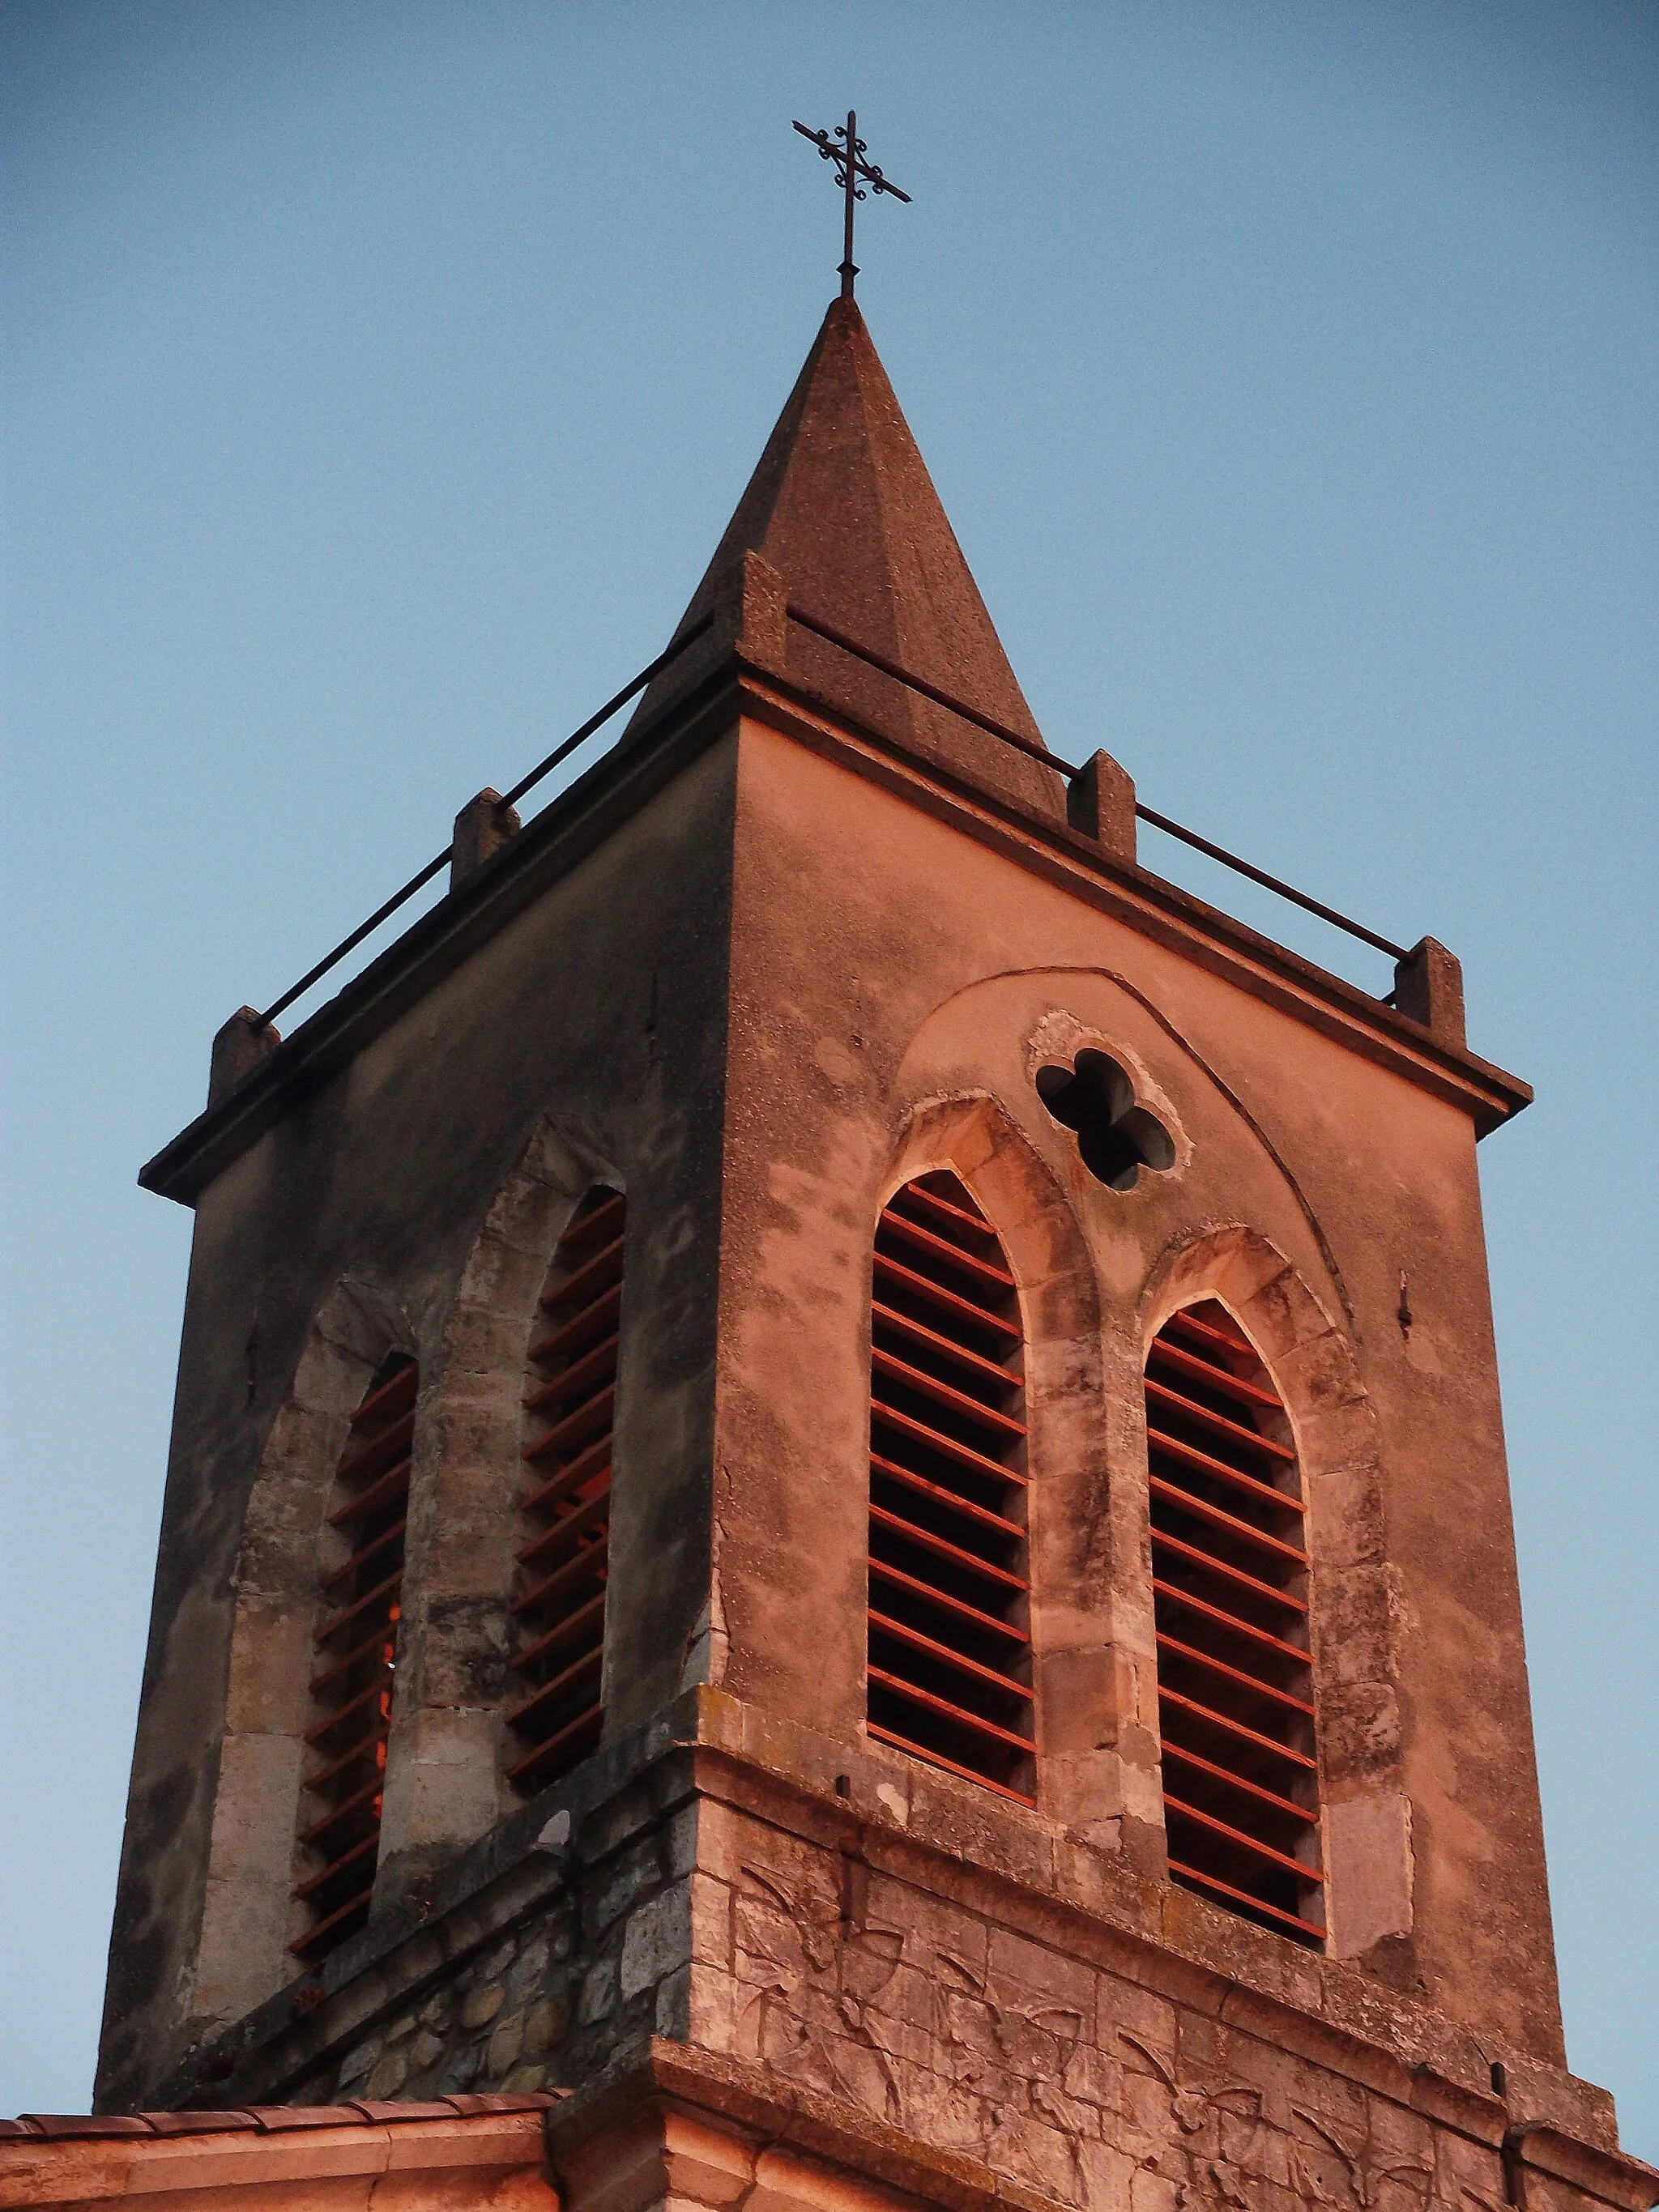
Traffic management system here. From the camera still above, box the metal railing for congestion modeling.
[253,616,712,1029]
[250,607,1409,1037]
[787,605,1411,964]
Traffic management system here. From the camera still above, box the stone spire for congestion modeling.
[631,296,1064,817]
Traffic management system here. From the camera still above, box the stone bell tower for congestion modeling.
[83,294,1652,2212]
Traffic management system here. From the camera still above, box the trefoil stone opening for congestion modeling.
[505,1186,625,1794]
[866,1171,1035,1805]
[1145,1300,1325,1946]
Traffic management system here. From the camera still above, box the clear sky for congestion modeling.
[2,0,1654,2150]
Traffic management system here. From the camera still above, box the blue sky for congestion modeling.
[2,0,1654,2148]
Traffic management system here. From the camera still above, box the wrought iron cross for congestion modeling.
[792,109,911,299]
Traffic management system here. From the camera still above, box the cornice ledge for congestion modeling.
[544,2035,1070,2212]
[1506,2124,1659,2212]
[680,1690,1611,2157]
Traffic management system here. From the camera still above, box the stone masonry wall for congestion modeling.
[684,1781,1637,2212]
[172,1695,1648,2212]
[329,1907,576,2104]
[201,1726,702,2114]
[324,1829,694,2108]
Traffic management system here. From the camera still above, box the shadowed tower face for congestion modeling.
[90,293,1652,2212]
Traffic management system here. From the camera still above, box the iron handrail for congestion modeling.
[253,616,712,1029]
[251,599,1410,1038]
[784,603,1412,965]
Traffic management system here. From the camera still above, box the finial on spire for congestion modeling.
[791,109,911,299]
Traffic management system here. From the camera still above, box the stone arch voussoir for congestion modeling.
[376,1118,624,1899]
[193,1276,415,2029]
[1139,1224,1413,1962]
[884,1094,1123,1837]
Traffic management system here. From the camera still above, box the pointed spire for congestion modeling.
[630,298,1064,818]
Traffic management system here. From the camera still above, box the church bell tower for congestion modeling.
[86,295,1653,2212]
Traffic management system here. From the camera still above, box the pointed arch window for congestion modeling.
[866,1172,1034,1805]
[290,1352,417,1961]
[505,1187,625,1794]
[1145,1302,1325,1946]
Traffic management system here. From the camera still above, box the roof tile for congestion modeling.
[440,2094,560,2115]
[346,2100,461,2123]
[141,2112,260,2136]
[245,2107,365,2131]
[2,2095,565,2141]
[18,2116,154,2139]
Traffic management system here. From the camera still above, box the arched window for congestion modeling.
[505,1187,625,1793]
[1144,1302,1324,1946]
[290,1352,417,1961]
[866,1172,1034,1804]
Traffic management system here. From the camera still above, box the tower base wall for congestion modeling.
[99,1691,1651,2212]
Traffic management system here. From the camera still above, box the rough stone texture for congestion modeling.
[1066,752,1137,865]
[146,1693,1643,2210]
[707,707,1557,2061]
[1391,940,1465,1051]
[548,2056,1657,2212]
[107,667,1569,2100]
[207,1007,281,1113]
[450,787,522,890]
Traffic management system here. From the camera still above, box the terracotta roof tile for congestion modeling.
[141,2111,260,2136]
[17,2116,154,2139]
[242,2106,365,2131]
[344,2100,460,2122]
[440,2093,560,2115]
[2,2094,562,2140]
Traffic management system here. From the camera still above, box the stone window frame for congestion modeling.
[376,1119,627,1911]
[876,1095,1128,1845]
[192,1277,416,2030]
[1137,1225,1414,1963]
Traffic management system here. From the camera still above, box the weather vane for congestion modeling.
[792,109,911,300]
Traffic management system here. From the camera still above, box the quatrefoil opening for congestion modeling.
[1035,1048,1175,1192]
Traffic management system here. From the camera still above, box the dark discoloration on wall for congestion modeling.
[97,741,737,2110]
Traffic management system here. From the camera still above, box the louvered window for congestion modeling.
[1145,1302,1324,1946]
[291,1353,417,1960]
[505,1187,623,1793]
[866,1172,1034,1805]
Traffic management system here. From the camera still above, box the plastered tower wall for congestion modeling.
[707,711,1559,2059]
[97,738,738,2108]
[80,298,1655,2212]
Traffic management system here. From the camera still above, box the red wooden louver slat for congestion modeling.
[289,1353,418,1960]
[1144,1301,1324,1947]
[505,1187,625,1793]
[866,1172,1034,1804]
